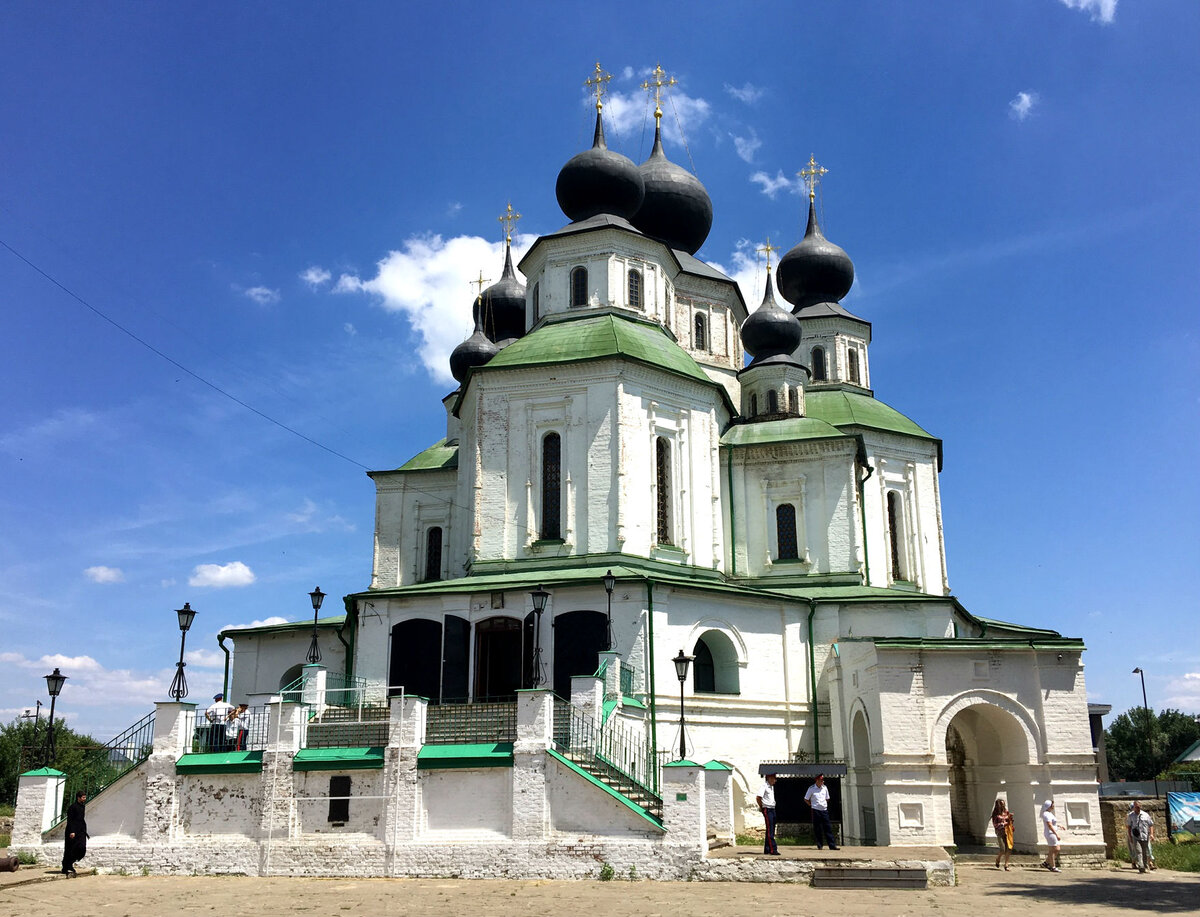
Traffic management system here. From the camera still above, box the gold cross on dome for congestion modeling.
[757,237,779,273]
[469,271,491,303]
[799,155,829,202]
[498,202,521,244]
[584,62,612,113]
[641,63,677,120]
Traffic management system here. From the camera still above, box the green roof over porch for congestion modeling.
[416,742,514,769]
[176,750,264,774]
[293,747,385,771]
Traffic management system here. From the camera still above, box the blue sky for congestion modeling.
[2,1,1197,740]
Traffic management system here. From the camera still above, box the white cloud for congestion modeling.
[749,169,802,199]
[220,615,289,633]
[1059,0,1117,23]
[188,561,256,588]
[0,408,102,455]
[1164,672,1200,712]
[343,322,357,336]
[84,565,124,584]
[184,648,226,668]
[446,202,463,217]
[331,232,536,384]
[285,497,355,533]
[161,578,177,588]
[732,129,762,163]
[1009,91,1039,121]
[621,66,634,81]
[710,239,774,313]
[300,266,331,288]
[598,86,711,149]
[0,651,166,710]
[725,82,764,104]
[243,286,281,305]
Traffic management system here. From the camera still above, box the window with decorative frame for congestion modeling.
[775,504,798,560]
[812,346,827,381]
[694,314,707,352]
[848,347,860,385]
[424,526,443,582]
[655,436,672,545]
[541,432,562,540]
[628,268,642,309]
[886,490,909,581]
[570,267,588,307]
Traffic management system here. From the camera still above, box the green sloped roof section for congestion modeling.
[293,747,385,771]
[482,311,715,390]
[805,390,936,441]
[395,438,459,473]
[721,416,849,447]
[220,614,345,638]
[416,742,514,769]
[176,751,264,774]
[20,767,66,777]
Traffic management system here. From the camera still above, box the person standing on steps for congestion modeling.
[61,790,88,877]
[756,773,779,855]
[1041,799,1062,872]
[803,773,838,850]
[990,798,1014,870]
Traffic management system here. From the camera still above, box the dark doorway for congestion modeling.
[474,616,523,700]
[442,614,470,704]
[389,619,442,701]
[552,610,608,700]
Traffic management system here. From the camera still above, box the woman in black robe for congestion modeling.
[61,790,88,876]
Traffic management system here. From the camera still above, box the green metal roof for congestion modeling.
[220,614,345,639]
[20,767,65,777]
[176,751,264,774]
[805,390,937,441]
[703,760,733,771]
[481,311,716,390]
[394,438,459,473]
[863,636,1085,651]
[416,742,513,769]
[721,416,849,447]
[293,747,385,771]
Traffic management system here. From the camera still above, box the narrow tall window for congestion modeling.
[812,346,827,381]
[656,436,672,545]
[328,775,350,824]
[776,504,798,560]
[570,267,588,307]
[848,348,860,385]
[750,394,758,416]
[767,390,778,413]
[628,269,642,309]
[694,314,707,351]
[425,527,443,582]
[887,491,907,580]
[532,282,540,322]
[541,433,562,540]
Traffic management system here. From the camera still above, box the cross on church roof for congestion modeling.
[469,270,491,304]
[641,63,677,120]
[498,202,521,244]
[757,237,779,273]
[584,62,612,113]
[799,155,828,202]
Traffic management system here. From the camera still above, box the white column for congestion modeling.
[12,768,66,846]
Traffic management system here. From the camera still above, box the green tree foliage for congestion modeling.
[1105,707,1200,781]
[0,717,105,806]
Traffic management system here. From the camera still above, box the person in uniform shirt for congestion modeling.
[205,693,233,751]
[803,773,838,850]
[756,774,779,855]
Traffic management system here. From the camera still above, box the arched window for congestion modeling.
[693,639,715,692]
[628,269,642,309]
[694,314,708,351]
[776,504,798,560]
[887,491,908,581]
[750,394,758,416]
[532,282,540,322]
[570,266,588,307]
[812,346,827,381]
[693,631,739,694]
[541,433,561,540]
[848,347,860,385]
[656,436,672,545]
[425,526,442,582]
[767,390,778,413]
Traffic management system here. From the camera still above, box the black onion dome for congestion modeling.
[776,200,855,310]
[555,110,645,222]
[630,122,713,255]
[741,272,802,364]
[449,320,499,384]
[475,244,526,344]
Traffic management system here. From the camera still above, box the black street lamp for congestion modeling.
[673,649,693,761]
[168,602,197,701]
[307,587,326,664]
[530,585,550,688]
[1132,666,1158,797]
[602,569,616,651]
[43,668,67,768]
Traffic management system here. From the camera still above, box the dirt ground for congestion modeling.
[0,864,1197,917]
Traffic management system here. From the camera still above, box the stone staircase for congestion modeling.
[553,744,663,821]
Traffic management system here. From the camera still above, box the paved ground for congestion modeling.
[0,863,1197,917]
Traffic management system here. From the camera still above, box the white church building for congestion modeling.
[15,75,1104,876]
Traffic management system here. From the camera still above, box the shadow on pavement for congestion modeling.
[987,871,1200,913]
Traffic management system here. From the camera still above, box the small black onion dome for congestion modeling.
[741,272,802,363]
[631,123,713,255]
[555,110,645,222]
[449,323,499,384]
[474,244,527,343]
[777,200,855,310]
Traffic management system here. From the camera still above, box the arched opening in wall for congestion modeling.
[886,491,910,582]
[655,436,673,545]
[541,432,562,540]
[750,394,758,417]
[848,348,860,385]
[767,390,778,413]
[389,619,443,702]
[442,614,470,703]
[628,268,642,309]
[570,266,588,307]
[552,610,608,700]
[849,710,876,845]
[944,704,1036,849]
[278,663,306,692]
[474,615,524,700]
[812,346,827,381]
[692,630,739,694]
[694,314,707,351]
[532,282,540,323]
[424,526,442,582]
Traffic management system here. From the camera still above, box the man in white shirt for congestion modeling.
[1126,800,1155,873]
[205,693,233,751]
[756,774,779,855]
[803,773,838,850]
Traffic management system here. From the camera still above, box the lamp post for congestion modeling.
[530,585,550,688]
[1132,666,1158,797]
[673,649,693,761]
[43,668,67,768]
[602,569,616,651]
[307,586,325,664]
[168,602,197,701]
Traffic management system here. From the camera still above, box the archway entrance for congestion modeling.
[849,710,876,845]
[552,610,608,700]
[944,704,1036,849]
[388,615,471,703]
[474,616,524,700]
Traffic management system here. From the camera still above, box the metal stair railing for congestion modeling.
[52,710,156,827]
